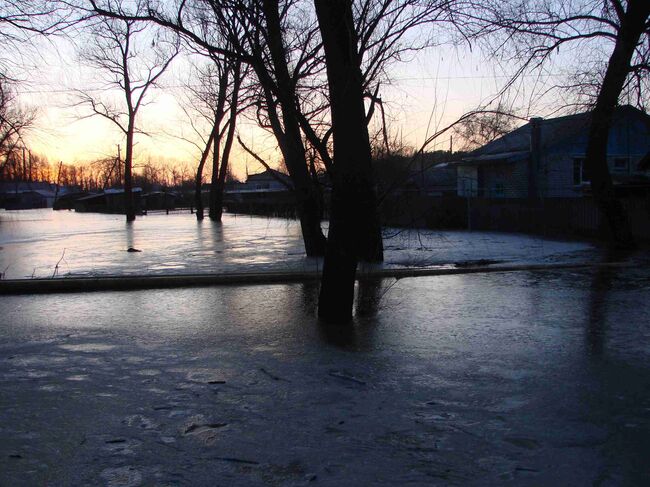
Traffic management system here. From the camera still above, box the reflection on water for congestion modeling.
[0,208,596,279]
[1,261,649,484]
[586,266,614,358]
[355,279,384,317]
[125,221,135,251]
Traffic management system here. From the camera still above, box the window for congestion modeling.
[613,158,629,172]
[573,158,590,185]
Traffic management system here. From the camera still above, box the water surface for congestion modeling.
[0,209,596,279]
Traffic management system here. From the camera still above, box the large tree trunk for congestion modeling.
[585,0,649,248]
[261,0,327,257]
[314,0,384,323]
[124,124,135,222]
[209,69,229,221]
[212,61,242,223]
[194,128,216,221]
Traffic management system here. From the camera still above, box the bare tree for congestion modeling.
[452,104,518,151]
[181,60,227,220]
[232,0,329,255]
[210,58,243,221]
[314,0,384,323]
[75,1,178,221]
[80,0,460,259]
[583,0,649,247]
[0,78,36,180]
[180,40,249,220]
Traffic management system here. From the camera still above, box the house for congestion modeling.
[142,191,180,211]
[3,189,56,209]
[223,168,295,216]
[239,168,293,192]
[53,191,91,210]
[74,188,143,213]
[403,163,457,196]
[455,105,650,198]
[0,181,59,209]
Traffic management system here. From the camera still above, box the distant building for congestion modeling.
[223,168,295,216]
[142,191,180,211]
[238,168,293,192]
[0,181,59,209]
[53,191,90,210]
[74,188,143,214]
[403,163,457,196]
[455,105,650,198]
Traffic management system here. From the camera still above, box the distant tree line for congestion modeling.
[0,148,199,192]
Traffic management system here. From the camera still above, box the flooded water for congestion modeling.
[0,209,596,279]
[1,265,650,485]
[2,209,649,485]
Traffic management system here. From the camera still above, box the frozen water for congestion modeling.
[0,209,597,280]
[1,265,649,485]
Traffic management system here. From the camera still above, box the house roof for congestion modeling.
[459,105,650,165]
[76,193,104,202]
[405,163,456,189]
[245,168,293,189]
[76,188,143,201]
[246,168,291,183]
[143,191,179,197]
[28,190,56,197]
[463,150,530,165]
[0,181,58,193]
[104,187,142,195]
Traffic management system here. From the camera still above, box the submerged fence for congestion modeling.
[380,193,650,241]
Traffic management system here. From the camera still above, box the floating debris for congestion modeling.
[209,456,259,465]
[183,422,228,435]
[260,367,289,382]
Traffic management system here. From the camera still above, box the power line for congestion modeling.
[14,73,569,95]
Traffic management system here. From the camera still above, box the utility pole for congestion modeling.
[22,147,27,182]
[117,144,122,186]
[54,161,63,205]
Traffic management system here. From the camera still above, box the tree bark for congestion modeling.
[585,0,649,248]
[314,0,384,323]
[194,127,216,221]
[124,122,135,222]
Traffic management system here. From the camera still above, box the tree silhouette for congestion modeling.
[75,1,178,221]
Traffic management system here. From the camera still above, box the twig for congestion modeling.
[259,367,290,382]
[52,249,66,278]
[210,456,259,465]
[237,136,293,191]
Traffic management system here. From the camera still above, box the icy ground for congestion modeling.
[0,209,597,280]
[1,264,650,485]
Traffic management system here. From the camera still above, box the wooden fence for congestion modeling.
[380,192,650,241]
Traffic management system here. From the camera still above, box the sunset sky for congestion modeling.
[13,24,566,180]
